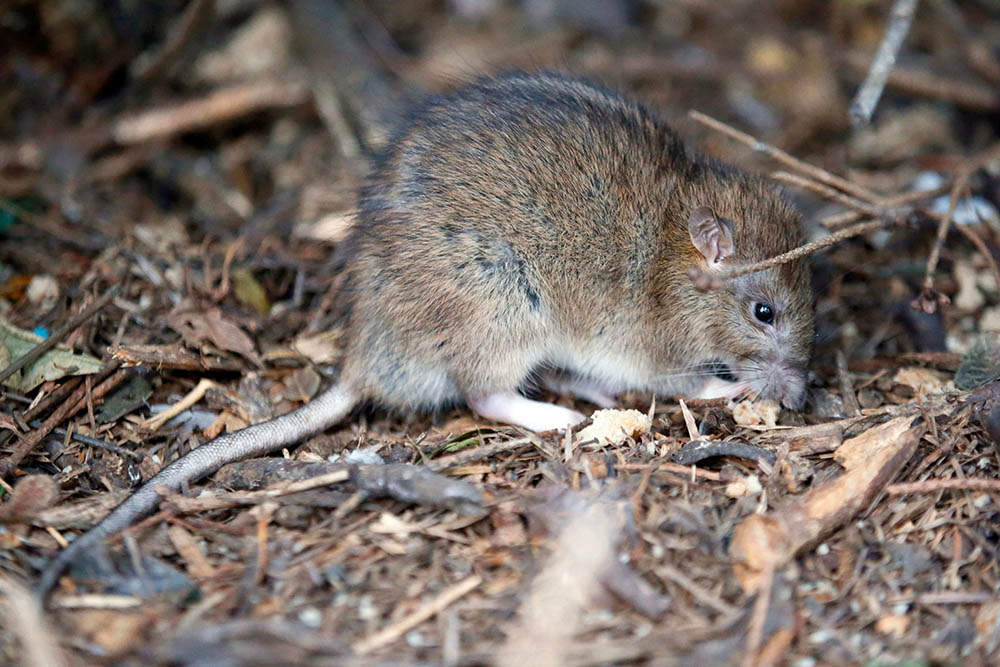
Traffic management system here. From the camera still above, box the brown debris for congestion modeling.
[109,343,243,372]
[731,416,925,592]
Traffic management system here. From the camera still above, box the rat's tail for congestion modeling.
[36,383,357,602]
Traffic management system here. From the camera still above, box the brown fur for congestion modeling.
[342,72,814,410]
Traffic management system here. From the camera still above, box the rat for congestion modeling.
[37,72,813,598]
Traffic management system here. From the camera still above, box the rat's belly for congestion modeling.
[546,336,653,394]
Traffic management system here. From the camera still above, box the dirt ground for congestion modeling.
[1,1,999,665]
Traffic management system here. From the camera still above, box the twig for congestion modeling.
[849,0,921,126]
[49,594,143,610]
[844,50,1000,114]
[130,0,214,82]
[689,219,889,289]
[2,80,309,175]
[140,378,220,431]
[821,182,952,229]
[836,351,862,417]
[32,421,142,461]
[0,366,127,477]
[157,469,352,513]
[352,574,481,654]
[887,591,996,605]
[742,561,775,667]
[886,477,1000,494]
[655,562,739,617]
[689,111,878,203]
[427,436,533,472]
[771,171,879,217]
[617,460,724,482]
[113,79,310,145]
[954,222,1000,298]
[0,284,120,386]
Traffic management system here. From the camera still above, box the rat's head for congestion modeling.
[677,174,814,409]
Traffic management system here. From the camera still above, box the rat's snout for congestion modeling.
[775,361,807,410]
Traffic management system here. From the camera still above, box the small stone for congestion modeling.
[954,260,985,311]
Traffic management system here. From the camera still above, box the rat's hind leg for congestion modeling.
[469,392,585,433]
[542,372,618,408]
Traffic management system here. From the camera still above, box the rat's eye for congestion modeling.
[753,302,775,325]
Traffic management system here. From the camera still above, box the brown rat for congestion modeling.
[37,72,813,598]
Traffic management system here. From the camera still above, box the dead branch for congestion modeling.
[353,574,482,655]
[886,477,1000,494]
[113,78,309,144]
[844,50,1000,114]
[689,219,889,289]
[772,171,879,217]
[848,0,921,126]
[0,365,127,477]
[821,182,952,229]
[0,79,309,173]
[689,110,878,202]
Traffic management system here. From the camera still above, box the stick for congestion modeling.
[887,477,1000,494]
[112,79,309,144]
[139,378,220,431]
[427,437,533,472]
[688,111,879,203]
[849,0,921,126]
[0,284,120,386]
[730,417,924,592]
[0,367,127,477]
[689,219,889,289]
[844,50,1000,114]
[772,171,880,217]
[29,421,142,461]
[352,574,481,654]
[820,182,952,229]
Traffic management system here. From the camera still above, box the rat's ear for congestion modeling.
[688,206,734,267]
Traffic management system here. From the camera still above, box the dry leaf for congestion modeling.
[292,329,343,364]
[0,475,60,520]
[231,267,271,316]
[892,367,953,398]
[283,366,320,402]
[0,316,104,391]
[167,305,262,366]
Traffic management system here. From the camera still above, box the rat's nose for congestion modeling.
[780,387,806,410]
[777,364,807,409]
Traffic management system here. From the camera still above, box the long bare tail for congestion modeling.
[36,384,357,601]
